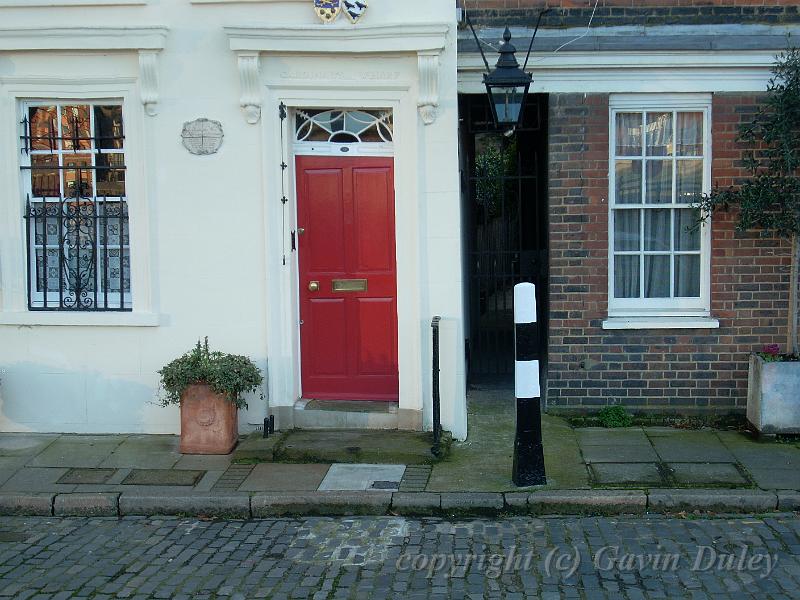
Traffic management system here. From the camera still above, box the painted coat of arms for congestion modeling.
[314,0,341,22]
[343,0,368,23]
[313,0,367,23]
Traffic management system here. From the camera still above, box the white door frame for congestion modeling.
[290,107,397,400]
[261,85,424,426]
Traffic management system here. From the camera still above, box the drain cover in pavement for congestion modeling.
[58,468,117,485]
[0,533,29,543]
[371,480,401,490]
[122,469,204,486]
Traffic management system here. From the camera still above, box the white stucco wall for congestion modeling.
[0,0,466,438]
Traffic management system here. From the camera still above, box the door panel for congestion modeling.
[355,297,397,376]
[353,168,394,272]
[308,298,347,376]
[296,155,398,401]
[304,169,346,273]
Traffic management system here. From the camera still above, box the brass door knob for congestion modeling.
[308,281,320,292]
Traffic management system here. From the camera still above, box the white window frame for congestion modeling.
[607,93,713,320]
[21,100,131,311]
[0,82,157,327]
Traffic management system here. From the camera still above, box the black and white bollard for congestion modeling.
[513,282,546,486]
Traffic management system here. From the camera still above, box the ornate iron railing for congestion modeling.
[24,194,130,311]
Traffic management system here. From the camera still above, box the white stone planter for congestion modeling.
[747,354,800,434]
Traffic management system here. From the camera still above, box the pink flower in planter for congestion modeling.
[763,344,781,356]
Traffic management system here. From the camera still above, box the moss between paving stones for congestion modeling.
[428,402,590,492]
[231,432,284,463]
[587,460,758,491]
[562,412,747,430]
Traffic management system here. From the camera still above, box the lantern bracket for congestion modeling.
[462,4,550,76]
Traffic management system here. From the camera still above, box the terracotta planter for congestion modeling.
[179,383,238,454]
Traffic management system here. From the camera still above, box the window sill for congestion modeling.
[602,316,720,330]
[0,311,160,327]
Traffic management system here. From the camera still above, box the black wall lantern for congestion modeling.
[465,8,550,130]
[483,29,531,127]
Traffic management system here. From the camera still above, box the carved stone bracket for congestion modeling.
[417,50,440,125]
[138,50,160,117]
[237,51,262,124]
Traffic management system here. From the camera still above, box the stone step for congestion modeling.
[276,428,450,465]
[293,399,399,429]
[232,426,451,466]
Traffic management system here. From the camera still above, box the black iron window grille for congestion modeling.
[20,103,130,311]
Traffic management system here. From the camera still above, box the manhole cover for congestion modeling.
[370,480,400,490]
[57,468,117,485]
[122,469,204,486]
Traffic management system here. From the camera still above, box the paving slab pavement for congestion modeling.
[27,435,125,468]
[1,387,800,515]
[427,387,591,491]
[590,462,662,485]
[576,427,650,446]
[239,463,330,492]
[648,433,736,463]
[99,435,182,469]
[667,462,749,486]
[0,457,31,488]
[747,468,800,490]
[1,467,76,493]
[427,387,519,491]
[173,453,233,471]
[581,443,659,463]
[0,433,58,457]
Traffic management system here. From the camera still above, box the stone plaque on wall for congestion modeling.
[181,118,224,155]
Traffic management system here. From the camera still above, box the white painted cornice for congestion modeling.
[458,50,777,94]
[225,23,448,54]
[193,0,302,3]
[226,23,449,125]
[459,50,779,73]
[0,27,168,115]
[0,0,146,5]
[0,26,168,51]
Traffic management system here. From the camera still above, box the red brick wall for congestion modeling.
[466,1,796,7]
[546,93,793,414]
[464,2,800,26]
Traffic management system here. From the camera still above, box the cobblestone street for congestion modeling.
[0,515,798,599]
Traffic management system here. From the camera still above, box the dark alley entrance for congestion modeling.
[459,93,549,384]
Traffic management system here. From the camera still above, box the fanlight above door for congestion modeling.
[295,109,393,144]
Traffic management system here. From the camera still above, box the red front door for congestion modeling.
[296,155,398,401]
